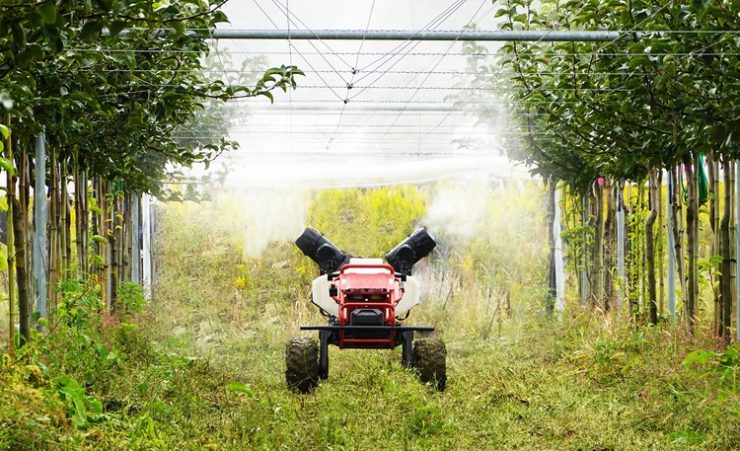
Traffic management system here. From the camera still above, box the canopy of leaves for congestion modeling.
[0,0,303,193]
[494,0,738,190]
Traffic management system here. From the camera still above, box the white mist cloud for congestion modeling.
[422,173,492,242]
[238,189,308,258]
[222,155,530,189]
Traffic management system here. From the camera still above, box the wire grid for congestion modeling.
[184,0,738,160]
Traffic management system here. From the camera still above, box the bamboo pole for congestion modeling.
[657,171,664,316]
[142,194,152,300]
[686,154,699,330]
[709,154,721,332]
[48,149,58,310]
[131,193,140,284]
[667,169,677,318]
[721,158,732,339]
[33,131,47,322]
[735,161,740,342]
[553,183,565,314]
[62,162,71,276]
[13,147,31,344]
[60,162,68,279]
[4,115,15,357]
[672,166,686,313]
[604,178,616,309]
[646,171,659,324]
[616,183,626,316]
[592,181,604,306]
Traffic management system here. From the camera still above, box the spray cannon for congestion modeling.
[296,226,436,276]
[384,228,436,276]
[295,227,350,274]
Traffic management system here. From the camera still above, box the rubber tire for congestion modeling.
[412,338,447,391]
[285,336,319,393]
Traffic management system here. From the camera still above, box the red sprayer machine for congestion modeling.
[286,227,446,393]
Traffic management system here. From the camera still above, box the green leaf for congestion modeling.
[172,20,185,35]
[227,382,255,397]
[260,91,274,103]
[0,124,8,140]
[153,0,171,10]
[39,2,57,24]
[16,44,43,67]
[683,350,714,367]
[91,234,108,244]
[108,20,127,37]
[11,23,27,49]
[0,158,14,175]
[80,21,103,41]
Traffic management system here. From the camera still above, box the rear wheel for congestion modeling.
[285,336,319,393]
[412,338,447,391]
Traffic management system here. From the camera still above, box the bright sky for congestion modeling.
[207,0,531,188]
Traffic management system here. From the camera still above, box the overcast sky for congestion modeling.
[204,0,530,187]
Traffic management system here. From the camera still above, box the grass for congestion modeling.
[1,188,739,449]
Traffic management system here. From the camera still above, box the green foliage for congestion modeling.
[3,184,739,449]
[0,1,302,194]
[227,381,255,397]
[684,344,740,385]
[56,279,103,328]
[116,281,146,316]
[55,375,106,428]
[492,0,738,188]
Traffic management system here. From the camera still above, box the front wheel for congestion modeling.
[285,336,319,393]
[412,338,447,391]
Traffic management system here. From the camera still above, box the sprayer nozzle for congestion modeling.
[295,227,350,274]
[385,228,436,275]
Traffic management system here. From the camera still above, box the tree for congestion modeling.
[0,1,303,345]
[490,0,738,331]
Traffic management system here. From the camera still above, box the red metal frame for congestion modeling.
[330,263,403,349]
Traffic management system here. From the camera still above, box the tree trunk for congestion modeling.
[91,175,100,276]
[131,193,141,284]
[73,155,85,276]
[62,162,71,276]
[626,183,639,317]
[122,192,132,282]
[639,182,646,316]
[4,115,16,357]
[646,171,659,325]
[667,167,677,318]
[547,181,556,313]
[604,178,616,310]
[671,166,686,310]
[99,178,110,313]
[80,169,89,274]
[12,145,31,344]
[48,148,58,309]
[591,182,604,307]
[32,131,48,323]
[657,170,664,316]
[729,161,736,329]
[720,158,733,339]
[110,190,118,312]
[709,153,721,332]
[616,182,626,313]
[581,194,592,304]
[566,188,580,299]
[685,154,699,330]
[59,163,67,279]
